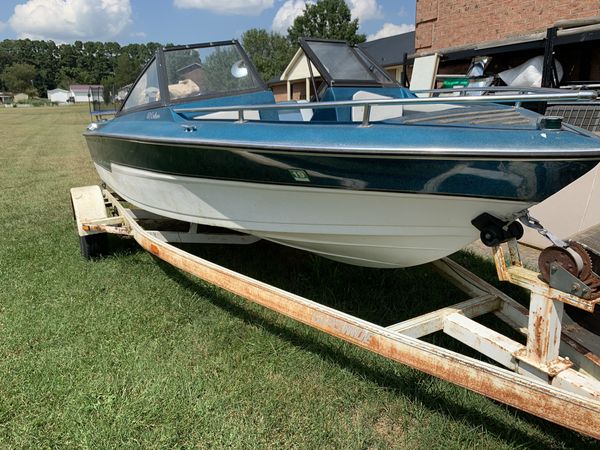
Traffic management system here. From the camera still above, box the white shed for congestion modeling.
[69,84,103,103]
[48,88,70,103]
[13,93,29,102]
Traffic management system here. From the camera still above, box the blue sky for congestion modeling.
[0,0,416,44]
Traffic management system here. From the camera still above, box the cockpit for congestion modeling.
[118,38,413,123]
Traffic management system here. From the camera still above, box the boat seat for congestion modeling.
[351,91,404,122]
[299,103,314,122]
[403,103,464,113]
[168,79,200,99]
[277,100,313,122]
[193,110,260,120]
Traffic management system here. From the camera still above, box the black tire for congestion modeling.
[79,233,108,260]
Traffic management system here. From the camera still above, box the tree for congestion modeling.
[164,47,199,84]
[0,39,164,95]
[241,28,294,82]
[1,63,37,95]
[114,42,161,88]
[201,46,256,92]
[287,0,366,45]
[114,53,140,88]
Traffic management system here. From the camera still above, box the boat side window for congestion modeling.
[164,44,262,100]
[122,59,161,110]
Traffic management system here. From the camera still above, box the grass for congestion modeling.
[0,105,597,449]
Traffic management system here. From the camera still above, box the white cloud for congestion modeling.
[130,31,147,38]
[174,0,274,15]
[348,0,382,22]
[367,23,414,41]
[8,0,131,41]
[272,0,383,34]
[272,0,311,34]
[0,21,6,32]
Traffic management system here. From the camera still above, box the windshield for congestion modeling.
[301,39,394,85]
[164,43,263,101]
[122,59,161,111]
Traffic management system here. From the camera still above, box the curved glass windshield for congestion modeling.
[122,59,161,110]
[164,43,262,100]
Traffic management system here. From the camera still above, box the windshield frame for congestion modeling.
[117,56,163,116]
[117,40,267,116]
[298,37,398,88]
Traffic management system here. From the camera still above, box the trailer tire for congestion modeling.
[79,233,108,260]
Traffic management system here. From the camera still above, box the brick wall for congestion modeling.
[415,0,600,53]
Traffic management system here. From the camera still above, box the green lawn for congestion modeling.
[0,105,597,449]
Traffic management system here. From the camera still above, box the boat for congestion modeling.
[84,38,600,268]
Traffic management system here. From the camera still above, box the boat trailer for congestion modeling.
[70,185,600,439]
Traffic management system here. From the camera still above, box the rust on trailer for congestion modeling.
[524,293,564,365]
[81,222,130,236]
[494,245,599,313]
[561,333,600,369]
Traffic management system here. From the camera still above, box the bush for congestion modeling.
[16,98,52,107]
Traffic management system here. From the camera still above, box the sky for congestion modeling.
[0,0,416,44]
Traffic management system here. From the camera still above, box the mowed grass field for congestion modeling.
[0,105,597,449]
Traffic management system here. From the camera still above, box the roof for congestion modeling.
[280,48,321,81]
[48,88,70,94]
[266,77,287,87]
[70,84,103,92]
[358,31,415,67]
[0,91,13,97]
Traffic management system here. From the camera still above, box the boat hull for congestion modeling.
[85,131,600,204]
[96,162,530,268]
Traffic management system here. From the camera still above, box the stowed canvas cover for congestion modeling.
[499,55,563,88]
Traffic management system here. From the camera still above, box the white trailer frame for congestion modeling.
[70,186,600,439]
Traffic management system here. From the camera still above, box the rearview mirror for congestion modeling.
[231,60,248,78]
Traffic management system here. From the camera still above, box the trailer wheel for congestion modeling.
[79,233,108,260]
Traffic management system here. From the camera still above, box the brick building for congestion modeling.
[415,0,600,54]
[412,1,600,87]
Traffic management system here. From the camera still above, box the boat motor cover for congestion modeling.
[499,56,563,88]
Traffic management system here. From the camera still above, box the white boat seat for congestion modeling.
[403,103,464,113]
[277,100,313,122]
[168,79,200,99]
[351,91,404,122]
[194,110,260,120]
[299,101,314,122]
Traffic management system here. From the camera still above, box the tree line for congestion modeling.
[0,0,364,98]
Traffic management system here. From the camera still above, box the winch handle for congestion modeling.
[517,211,568,248]
[516,211,585,275]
